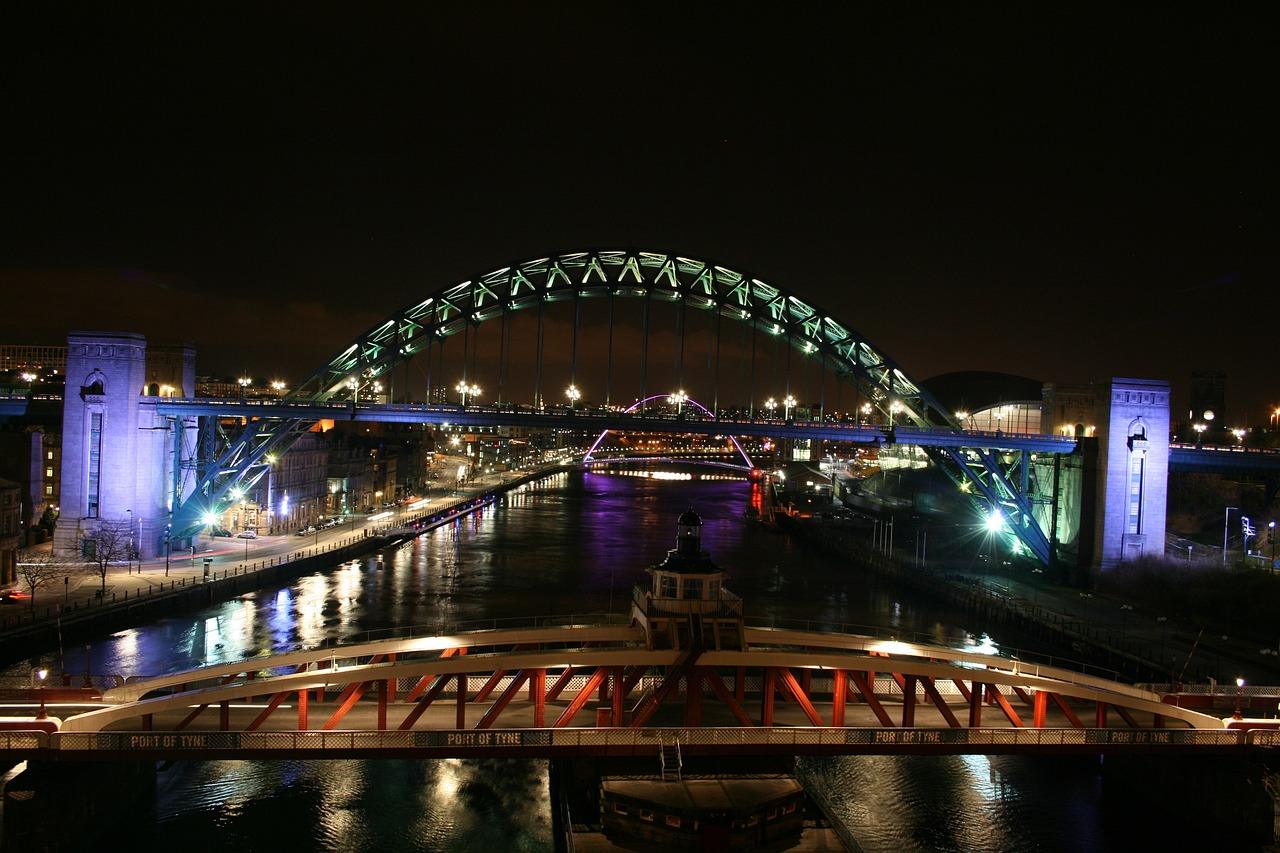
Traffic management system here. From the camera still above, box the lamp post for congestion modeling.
[667,390,688,417]
[1192,422,1207,447]
[237,376,251,400]
[1271,521,1277,572]
[565,384,581,410]
[1078,592,1093,636]
[1223,506,1239,564]
[165,521,171,576]
[1234,677,1245,720]
[764,398,777,419]
[955,410,969,429]
[783,395,797,421]
[125,509,133,574]
[455,381,480,406]
[1119,603,1134,643]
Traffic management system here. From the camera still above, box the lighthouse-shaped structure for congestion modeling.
[631,509,744,650]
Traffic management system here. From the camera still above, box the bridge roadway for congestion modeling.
[1,619,1248,760]
[143,398,1076,452]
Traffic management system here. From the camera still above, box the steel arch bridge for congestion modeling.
[584,393,756,471]
[174,250,1056,562]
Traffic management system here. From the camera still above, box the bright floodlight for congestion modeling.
[565,384,581,402]
[271,380,286,391]
[984,511,1004,533]
[784,395,797,407]
[20,372,36,382]
[1237,677,1246,688]
[1203,410,1216,421]
[1193,423,1207,433]
[201,512,218,527]
[955,410,969,420]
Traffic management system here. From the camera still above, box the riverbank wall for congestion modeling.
[0,466,569,667]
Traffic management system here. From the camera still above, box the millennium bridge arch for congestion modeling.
[172,250,1057,562]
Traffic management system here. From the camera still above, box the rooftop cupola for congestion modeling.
[676,508,703,557]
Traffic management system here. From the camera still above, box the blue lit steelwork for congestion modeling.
[170,250,1067,561]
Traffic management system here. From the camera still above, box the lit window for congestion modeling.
[45,485,53,495]
[46,467,54,478]
[639,809,654,823]
[46,451,53,460]
[665,815,682,828]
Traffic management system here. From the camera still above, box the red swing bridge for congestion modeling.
[3,511,1270,762]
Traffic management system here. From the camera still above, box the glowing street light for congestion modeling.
[455,381,481,405]
[1231,428,1246,444]
[784,395,797,420]
[764,397,777,418]
[955,410,969,423]
[237,376,251,400]
[1234,677,1246,720]
[667,389,688,416]
[565,384,581,409]
[20,371,37,384]
[271,380,286,392]
[984,510,1005,534]
[449,435,461,448]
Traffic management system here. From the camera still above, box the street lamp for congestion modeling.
[1224,506,1239,564]
[955,410,969,427]
[125,508,133,574]
[565,384,581,409]
[889,400,903,424]
[1234,677,1245,720]
[237,376,252,400]
[764,398,777,418]
[271,380,286,392]
[1192,422,1207,447]
[667,390,688,416]
[784,395,797,420]
[455,381,481,405]
[345,377,360,404]
[1231,428,1246,444]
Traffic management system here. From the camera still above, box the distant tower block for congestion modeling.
[55,332,196,559]
[1094,378,1170,569]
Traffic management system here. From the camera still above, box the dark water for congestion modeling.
[7,470,1258,851]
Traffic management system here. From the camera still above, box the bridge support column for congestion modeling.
[967,682,984,727]
[1095,702,1107,728]
[832,670,846,727]
[760,668,776,726]
[685,670,702,727]
[611,667,624,726]
[902,675,917,727]
[298,689,309,729]
[531,668,546,728]
[456,674,467,729]
[1033,690,1048,728]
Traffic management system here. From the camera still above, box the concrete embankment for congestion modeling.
[0,466,568,666]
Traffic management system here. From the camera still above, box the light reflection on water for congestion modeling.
[4,469,1224,851]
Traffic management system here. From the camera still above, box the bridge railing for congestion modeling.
[1,727,1268,755]
[745,617,1124,683]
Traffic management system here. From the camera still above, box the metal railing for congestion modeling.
[0,726,1265,756]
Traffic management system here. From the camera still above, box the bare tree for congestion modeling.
[87,522,129,595]
[15,548,69,612]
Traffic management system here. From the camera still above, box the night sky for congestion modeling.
[1,6,1275,421]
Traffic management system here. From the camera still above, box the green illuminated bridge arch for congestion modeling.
[177,250,1059,562]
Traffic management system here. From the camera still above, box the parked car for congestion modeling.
[295,526,315,536]
[236,530,258,539]
[211,527,233,537]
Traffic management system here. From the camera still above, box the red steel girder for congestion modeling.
[554,668,608,728]
[776,668,824,726]
[473,670,507,703]
[967,682,985,727]
[1033,691,1048,728]
[985,684,1024,727]
[901,675,918,727]
[298,689,308,730]
[398,674,451,730]
[760,668,776,726]
[406,648,462,701]
[611,667,625,726]
[322,681,369,730]
[920,677,961,728]
[1112,704,1141,728]
[706,668,754,727]
[476,670,530,729]
[246,691,292,732]
[831,670,847,727]
[952,679,972,702]
[1050,692,1085,728]
[685,670,703,727]
[546,667,577,701]
[531,668,546,728]
[175,704,207,731]
[848,671,895,727]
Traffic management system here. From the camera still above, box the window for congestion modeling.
[659,575,677,598]
[45,485,53,495]
[86,412,103,518]
[613,803,628,815]
[682,578,703,600]
[46,451,53,461]
[1126,453,1144,535]
[639,809,654,823]
[783,802,797,814]
[665,815,682,828]
[46,467,54,478]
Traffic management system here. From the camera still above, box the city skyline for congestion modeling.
[1,7,1275,421]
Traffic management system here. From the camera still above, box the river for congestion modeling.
[5,469,1249,851]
